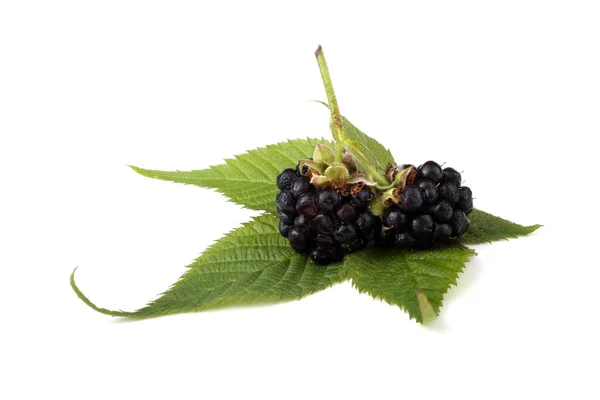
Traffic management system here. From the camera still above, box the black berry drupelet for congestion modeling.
[276,161,377,265]
[376,161,473,248]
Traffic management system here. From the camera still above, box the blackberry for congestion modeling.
[275,161,377,266]
[398,185,423,213]
[394,232,418,248]
[288,226,309,252]
[277,209,295,225]
[356,211,377,236]
[351,185,373,210]
[376,225,395,245]
[279,220,292,238]
[456,186,473,214]
[290,176,312,197]
[450,210,469,237]
[311,213,335,233]
[276,168,297,190]
[432,200,453,222]
[411,214,434,238]
[417,161,444,183]
[433,223,452,241]
[438,182,459,205]
[443,167,462,187]
[385,208,409,230]
[276,190,296,215]
[375,160,472,249]
[335,202,358,223]
[296,192,319,220]
[317,188,341,213]
[417,179,439,204]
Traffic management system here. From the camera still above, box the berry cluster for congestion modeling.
[276,163,377,265]
[376,161,473,248]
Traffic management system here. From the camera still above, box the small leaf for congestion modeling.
[460,209,542,245]
[71,214,346,319]
[342,116,396,170]
[130,138,330,214]
[346,245,476,323]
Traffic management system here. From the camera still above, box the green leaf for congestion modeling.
[342,116,396,170]
[130,138,330,214]
[346,245,476,323]
[459,209,542,245]
[71,214,346,319]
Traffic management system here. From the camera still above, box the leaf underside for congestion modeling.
[459,209,541,245]
[346,245,476,323]
[130,138,331,214]
[71,214,346,319]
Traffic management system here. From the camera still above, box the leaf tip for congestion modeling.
[128,165,144,175]
[70,268,131,318]
[528,224,543,234]
[416,289,438,324]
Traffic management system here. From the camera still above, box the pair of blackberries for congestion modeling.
[377,161,473,248]
[276,164,377,265]
[276,160,473,265]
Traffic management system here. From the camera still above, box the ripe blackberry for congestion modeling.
[456,186,473,214]
[275,190,296,215]
[443,167,462,187]
[438,182,459,205]
[417,161,444,183]
[275,161,377,265]
[317,188,341,213]
[398,185,423,213]
[417,179,439,204]
[290,176,312,197]
[375,160,473,249]
[276,168,297,190]
[296,192,319,220]
[351,185,373,210]
[335,202,358,223]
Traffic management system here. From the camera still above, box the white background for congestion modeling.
[1,1,599,399]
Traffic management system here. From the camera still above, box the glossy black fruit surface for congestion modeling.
[417,161,444,183]
[277,159,472,258]
[351,186,373,210]
[439,183,459,205]
[317,188,341,213]
[276,168,297,190]
[275,161,377,265]
[290,176,312,197]
[375,161,473,249]
[443,167,462,187]
[398,185,423,213]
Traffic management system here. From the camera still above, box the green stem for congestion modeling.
[315,45,345,162]
[314,45,389,187]
[343,139,390,186]
[358,160,389,187]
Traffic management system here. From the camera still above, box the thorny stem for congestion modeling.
[315,45,344,163]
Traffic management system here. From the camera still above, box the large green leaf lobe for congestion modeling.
[130,138,330,214]
[71,214,346,318]
[346,246,476,323]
